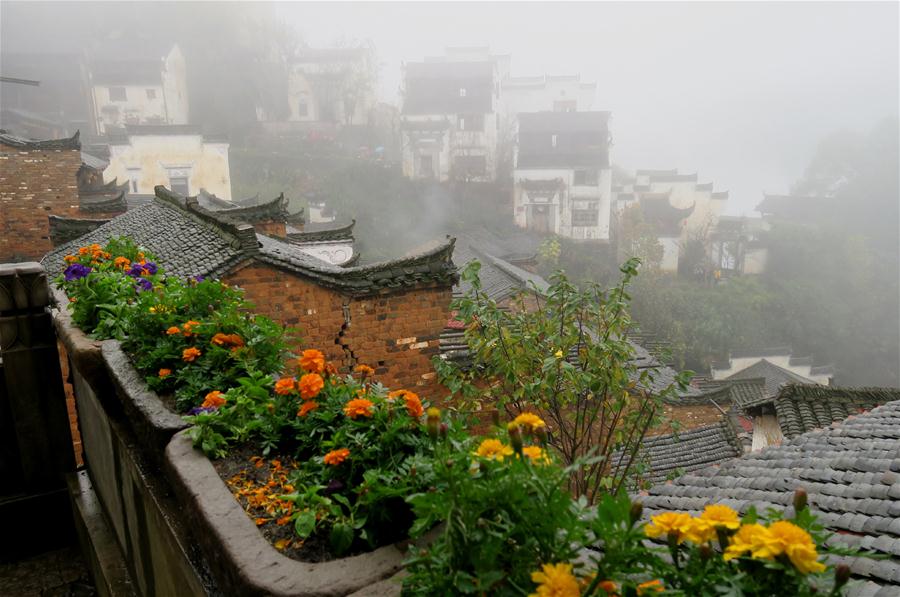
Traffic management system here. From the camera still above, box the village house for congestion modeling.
[711,347,834,385]
[400,47,507,182]
[512,111,613,241]
[101,125,231,200]
[500,74,597,116]
[42,186,457,395]
[86,39,189,135]
[614,169,729,272]
[708,215,768,276]
[281,46,377,127]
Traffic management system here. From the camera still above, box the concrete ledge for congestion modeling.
[101,340,189,462]
[68,470,137,597]
[165,430,406,596]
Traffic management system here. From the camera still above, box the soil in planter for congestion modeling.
[213,445,380,563]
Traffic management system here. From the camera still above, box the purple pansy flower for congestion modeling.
[142,262,158,275]
[126,263,144,278]
[135,278,153,292]
[187,406,216,416]
[64,263,92,281]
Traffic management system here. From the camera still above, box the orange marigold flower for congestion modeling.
[324,362,338,376]
[201,390,226,408]
[158,368,172,378]
[78,247,90,255]
[166,326,181,336]
[225,333,244,347]
[274,377,296,396]
[182,347,202,362]
[323,448,350,466]
[598,580,619,595]
[298,373,324,400]
[404,392,424,418]
[113,256,131,269]
[297,400,319,417]
[182,320,201,336]
[344,398,374,419]
[211,332,229,346]
[298,349,325,373]
[636,580,664,595]
[355,364,375,377]
[64,254,78,263]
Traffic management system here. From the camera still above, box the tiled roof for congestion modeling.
[43,187,458,296]
[48,215,110,247]
[0,129,80,150]
[640,400,900,594]
[287,220,355,244]
[770,385,900,440]
[726,359,817,398]
[207,193,290,224]
[617,420,743,487]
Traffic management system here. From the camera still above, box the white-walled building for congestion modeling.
[613,169,729,272]
[400,48,505,182]
[709,215,769,275]
[279,47,377,126]
[104,125,231,200]
[87,41,188,135]
[501,74,596,117]
[512,112,612,241]
[711,349,833,386]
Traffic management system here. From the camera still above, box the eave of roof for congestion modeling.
[0,129,80,150]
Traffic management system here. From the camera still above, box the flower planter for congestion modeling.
[166,429,410,596]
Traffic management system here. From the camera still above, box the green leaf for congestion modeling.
[294,510,317,538]
[329,522,354,555]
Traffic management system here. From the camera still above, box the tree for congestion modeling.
[616,204,663,270]
[438,259,690,500]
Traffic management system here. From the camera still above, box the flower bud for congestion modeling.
[834,564,851,588]
[439,422,448,440]
[793,488,808,513]
[629,501,644,526]
[508,425,523,455]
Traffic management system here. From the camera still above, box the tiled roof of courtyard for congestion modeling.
[640,400,900,595]
[202,192,290,224]
[0,129,80,150]
[726,359,817,398]
[78,178,129,214]
[48,215,111,247]
[616,419,744,487]
[764,384,900,440]
[42,187,458,295]
[287,220,355,243]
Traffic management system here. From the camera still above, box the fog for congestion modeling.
[1,1,898,384]
[3,2,898,212]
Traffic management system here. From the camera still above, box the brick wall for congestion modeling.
[0,145,82,262]
[653,403,726,435]
[254,221,287,238]
[225,262,451,397]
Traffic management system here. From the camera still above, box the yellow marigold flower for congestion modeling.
[529,562,580,597]
[636,579,664,595]
[474,438,514,461]
[298,373,324,400]
[426,407,441,420]
[355,364,375,377]
[699,504,741,530]
[323,448,350,466]
[644,511,693,543]
[767,520,826,574]
[522,445,550,464]
[680,517,716,544]
[554,349,564,358]
[166,326,181,336]
[724,523,778,561]
[297,400,319,417]
[158,368,172,378]
[344,398,374,419]
[274,377,296,396]
[512,412,547,433]
[182,347,202,362]
[298,349,325,373]
[201,390,226,408]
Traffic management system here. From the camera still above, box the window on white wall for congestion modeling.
[169,176,189,195]
[459,88,467,97]
[574,169,600,186]
[146,89,157,99]
[551,134,558,148]
[109,87,127,101]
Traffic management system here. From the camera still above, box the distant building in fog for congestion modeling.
[400,47,506,182]
[103,125,231,200]
[613,169,729,273]
[86,40,189,134]
[512,111,613,241]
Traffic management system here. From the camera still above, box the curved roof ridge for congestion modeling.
[0,129,80,150]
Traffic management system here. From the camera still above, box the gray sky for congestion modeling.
[278,1,899,215]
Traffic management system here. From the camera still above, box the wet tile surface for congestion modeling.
[0,547,95,597]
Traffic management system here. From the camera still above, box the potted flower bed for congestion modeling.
[53,238,851,597]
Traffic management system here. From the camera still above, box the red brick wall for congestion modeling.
[652,403,726,435]
[254,221,287,238]
[0,144,82,262]
[225,262,451,397]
